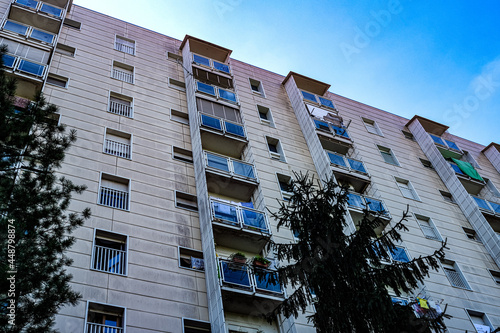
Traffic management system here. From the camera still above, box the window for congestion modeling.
[55,43,75,56]
[463,227,480,242]
[389,246,410,263]
[46,73,68,88]
[488,270,500,285]
[402,130,414,140]
[169,77,186,91]
[420,158,433,169]
[175,191,198,211]
[363,118,383,136]
[378,146,399,166]
[266,136,285,162]
[249,78,265,96]
[112,61,134,84]
[415,214,442,241]
[91,229,127,275]
[167,52,182,62]
[395,177,420,201]
[170,109,189,125]
[86,302,124,333]
[63,18,81,30]
[179,247,204,271]
[441,260,471,289]
[466,310,493,333]
[439,190,454,203]
[104,128,131,159]
[257,105,274,126]
[196,98,241,123]
[98,174,130,211]
[108,92,133,118]
[277,174,293,201]
[183,318,211,333]
[172,146,193,163]
[115,36,135,55]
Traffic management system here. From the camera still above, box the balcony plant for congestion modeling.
[230,252,247,264]
[253,255,271,269]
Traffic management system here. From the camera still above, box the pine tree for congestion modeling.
[0,46,90,332]
[266,172,449,333]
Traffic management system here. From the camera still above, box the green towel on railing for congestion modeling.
[452,158,484,181]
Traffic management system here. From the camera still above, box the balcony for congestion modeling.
[2,53,46,79]
[219,259,284,314]
[210,199,270,253]
[195,80,237,104]
[347,192,391,219]
[472,196,500,216]
[301,90,336,110]
[91,245,126,275]
[326,151,370,193]
[2,20,56,45]
[313,118,353,150]
[449,161,485,195]
[198,112,247,158]
[104,139,131,159]
[192,53,231,75]
[429,134,463,159]
[108,100,133,118]
[204,152,258,201]
[98,186,129,211]
[9,1,63,34]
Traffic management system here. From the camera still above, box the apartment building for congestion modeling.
[1,1,500,332]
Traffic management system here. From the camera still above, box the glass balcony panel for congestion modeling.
[314,119,330,132]
[318,96,335,108]
[347,158,367,174]
[15,0,38,9]
[232,161,255,179]
[196,81,216,96]
[206,153,230,172]
[213,60,230,73]
[327,152,347,168]
[488,201,500,214]
[2,54,16,68]
[17,59,44,76]
[219,88,237,103]
[331,125,350,139]
[193,54,211,67]
[201,114,222,130]
[4,21,28,35]
[40,3,62,17]
[429,134,445,146]
[390,247,410,262]
[255,270,282,293]
[365,198,386,214]
[224,121,245,137]
[449,163,464,175]
[30,29,54,44]
[445,139,460,151]
[212,201,238,224]
[347,193,364,209]
[301,90,317,103]
[472,196,492,211]
[221,261,251,287]
[241,209,267,231]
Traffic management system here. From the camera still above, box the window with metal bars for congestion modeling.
[415,214,442,241]
[441,260,471,290]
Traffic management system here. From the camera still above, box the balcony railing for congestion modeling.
[108,100,133,118]
[3,20,55,44]
[199,112,246,139]
[92,245,126,275]
[472,196,500,215]
[205,151,257,181]
[112,68,133,84]
[219,259,283,295]
[313,119,350,140]
[14,0,63,18]
[86,322,123,333]
[104,139,131,159]
[193,53,231,74]
[99,186,129,210]
[210,199,270,234]
[115,42,134,55]
[2,53,46,78]
[196,81,237,104]
[429,134,462,154]
[301,90,336,110]
[347,192,390,218]
[327,151,368,175]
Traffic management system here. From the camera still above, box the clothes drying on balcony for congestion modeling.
[452,158,484,181]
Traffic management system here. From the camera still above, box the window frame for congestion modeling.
[394,177,420,201]
[170,109,189,125]
[276,173,293,201]
[266,136,286,162]
[103,127,132,160]
[85,301,126,333]
[114,35,136,55]
[488,270,500,286]
[249,78,265,97]
[172,146,193,163]
[108,91,134,118]
[182,318,211,332]
[257,104,274,127]
[168,77,186,91]
[175,191,198,212]
[46,73,69,88]
[401,130,414,141]
[55,42,76,57]
[414,213,442,241]
[362,117,383,136]
[91,229,129,276]
[111,60,134,84]
[419,158,433,169]
[462,227,480,242]
[439,190,455,204]
[377,145,400,166]
[178,247,205,272]
[465,309,494,333]
[441,260,471,290]
[98,173,131,211]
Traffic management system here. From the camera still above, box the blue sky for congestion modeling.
[73,0,500,146]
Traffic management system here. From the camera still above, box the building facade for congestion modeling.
[2,1,500,332]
